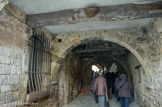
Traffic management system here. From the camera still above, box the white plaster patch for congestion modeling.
[0,0,9,11]
[154,18,162,33]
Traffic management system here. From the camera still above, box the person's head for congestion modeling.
[120,74,126,80]
[98,71,103,76]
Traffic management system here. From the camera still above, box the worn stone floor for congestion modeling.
[67,93,139,107]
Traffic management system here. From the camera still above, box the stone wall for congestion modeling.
[51,28,152,81]
[127,53,162,107]
[0,46,24,105]
[81,59,93,93]
[127,17,162,107]
[0,2,161,107]
[36,52,82,107]
[0,4,32,106]
[127,54,145,105]
[51,18,162,107]
[57,52,81,107]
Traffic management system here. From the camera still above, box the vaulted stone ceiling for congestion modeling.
[10,0,162,34]
[73,40,130,58]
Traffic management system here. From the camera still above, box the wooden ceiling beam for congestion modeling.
[27,1,162,27]
[74,48,128,53]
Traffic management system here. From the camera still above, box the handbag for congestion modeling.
[106,93,109,107]
[118,80,127,90]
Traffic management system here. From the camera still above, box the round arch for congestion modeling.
[51,34,150,80]
[83,57,129,78]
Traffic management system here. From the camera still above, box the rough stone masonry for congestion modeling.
[0,2,162,107]
[0,4,31,106]
[50,19,162,107]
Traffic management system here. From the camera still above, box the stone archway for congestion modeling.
[51,30,152,81]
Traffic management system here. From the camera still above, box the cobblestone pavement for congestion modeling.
[67,94,139,107]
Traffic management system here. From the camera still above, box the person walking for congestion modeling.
[94,71,108,107]
[91,71,98,103]
[106,72,113,99]
[114,73,119,99]
[117,74,133,107]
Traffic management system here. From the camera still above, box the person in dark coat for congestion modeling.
[94,71,108,107]
[106,72,113,99]
[114,72,119,98]
[117,74,133,107]
[91,71,98,103]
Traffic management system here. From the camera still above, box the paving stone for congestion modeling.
[67,94,139,107]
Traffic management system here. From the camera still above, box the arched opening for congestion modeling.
[52,34,149,78]
[1,1,161,107]
[55,39,145,107]
[92,65,100,72]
